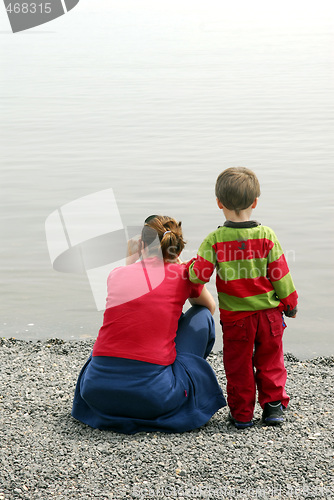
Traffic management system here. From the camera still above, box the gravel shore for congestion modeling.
[1,338,333,500]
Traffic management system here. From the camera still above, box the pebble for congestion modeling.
[0,338,333,499]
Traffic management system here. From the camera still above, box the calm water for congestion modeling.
[1,2,333,359]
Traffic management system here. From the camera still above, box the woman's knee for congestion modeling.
[186,304,213,320]
[176,306,215,358]
[188,305,215,334]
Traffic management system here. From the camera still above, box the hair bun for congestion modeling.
[142,215,186,261]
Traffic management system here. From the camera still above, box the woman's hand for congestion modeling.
[126,238,141,265]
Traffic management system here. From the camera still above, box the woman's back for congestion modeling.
[93,258,203,365]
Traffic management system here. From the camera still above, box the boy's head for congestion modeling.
[215,167,261,215]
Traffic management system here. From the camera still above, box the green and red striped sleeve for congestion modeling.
[266,231,298,312]
[188,232,217,284]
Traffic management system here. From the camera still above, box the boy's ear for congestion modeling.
[251,198,258,209]
[216,198,224,210]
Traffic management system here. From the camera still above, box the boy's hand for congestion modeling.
[285,305,298,318]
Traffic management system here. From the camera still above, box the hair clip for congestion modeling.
[163,231,171,236]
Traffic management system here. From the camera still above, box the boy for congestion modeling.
[188,167,298,429]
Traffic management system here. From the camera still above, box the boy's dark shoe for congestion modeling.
[262,401,284,425]
[228,412,254,429]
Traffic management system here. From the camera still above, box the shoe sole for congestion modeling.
[263,417,284,426]
[228,415,254,429]
[234,421,254,429]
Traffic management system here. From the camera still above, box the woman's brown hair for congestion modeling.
[141,215,186,262]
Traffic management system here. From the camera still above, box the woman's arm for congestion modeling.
[188,286,216,316]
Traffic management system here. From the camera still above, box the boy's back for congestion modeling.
[188,220,298,323]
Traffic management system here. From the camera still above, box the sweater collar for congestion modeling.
[221,220,261,229]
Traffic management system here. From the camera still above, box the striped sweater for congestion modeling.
[188,220,298,322]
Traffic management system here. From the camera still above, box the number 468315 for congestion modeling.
[6,3,52,14]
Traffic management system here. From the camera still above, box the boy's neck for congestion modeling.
[223,207,254,223]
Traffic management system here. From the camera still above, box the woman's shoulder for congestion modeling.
[165,261,186,273]
[107,260,145,283]
[164,262,204,299]
[164,262,194,284]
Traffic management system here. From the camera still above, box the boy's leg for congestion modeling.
[222,315,257,422]
[175,305,215,359]
[253,308,290,409]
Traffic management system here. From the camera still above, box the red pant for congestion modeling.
[222,308,289,422]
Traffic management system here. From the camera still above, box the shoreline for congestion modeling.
[1,334,332,362]
[1,338,333,499]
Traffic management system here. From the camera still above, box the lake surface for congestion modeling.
[1,1,333,359]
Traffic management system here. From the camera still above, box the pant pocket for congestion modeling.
[222,320,248,341]
[266,309,284,337]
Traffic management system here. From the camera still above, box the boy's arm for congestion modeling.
[187,235,217,284]
[267,234,298,317]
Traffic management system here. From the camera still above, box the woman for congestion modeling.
[71,215,226,433]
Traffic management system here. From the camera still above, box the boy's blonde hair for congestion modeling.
[215,167,261,215]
